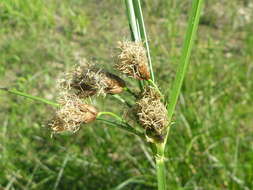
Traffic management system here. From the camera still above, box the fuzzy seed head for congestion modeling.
[48,94,98,133]
[116,41,150,80]
[136,87,168,140]
[58,63,125,98]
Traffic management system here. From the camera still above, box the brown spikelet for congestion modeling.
[136,87,168,142]
[48,94,98,133]
[116,41,150,80]
[58,63,125,98]
[71,66,106,97]
[103,72,126,94]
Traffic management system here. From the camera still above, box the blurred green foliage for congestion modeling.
[0,0,253,189]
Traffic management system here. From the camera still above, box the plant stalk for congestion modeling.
[0,88,59,107]
[165,0,204,145]
[96,118,144,138]
[156,143,166,190]
[147,79,163,97]
[156,0,204,189]
[132,0,154,81]
[97,111,123,121]
[125,0,144,90]
[125,0,140,41]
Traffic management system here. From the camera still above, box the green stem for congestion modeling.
[132,0,155,81]
[0,88,59,107]
[125,0,139,42]
[113,94,132,107]
[97,112,122,121]
[97,111,144,137]
[154,1,204,189]
[124,87,138,98]
[96,118,144,138]
[147,79,163,97]
[156,143,166,190]
[165,0,204,144]
[125,0,144,90]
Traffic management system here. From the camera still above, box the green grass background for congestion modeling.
[0,0,253,189]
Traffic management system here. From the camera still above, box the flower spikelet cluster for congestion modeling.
[116,41,150,80]
[58,63,125,98]
[136,87,168,141]
[49,93,98,133]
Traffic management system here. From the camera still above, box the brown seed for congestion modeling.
[79,104,98,123]
[104,72,126,94]
[136,61,150,80]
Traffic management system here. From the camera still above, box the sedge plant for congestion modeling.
[0,0,204,189]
